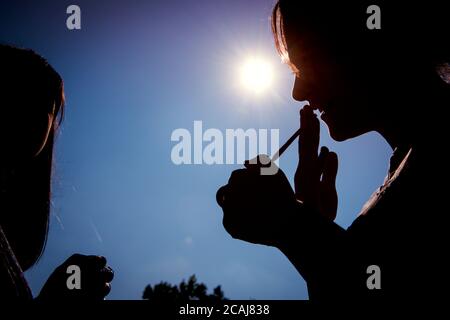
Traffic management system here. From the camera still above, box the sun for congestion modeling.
[240,57,274,95]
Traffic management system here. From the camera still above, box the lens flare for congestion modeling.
[240,57,274,95]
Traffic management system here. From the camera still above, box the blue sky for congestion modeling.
[1,0,391,299]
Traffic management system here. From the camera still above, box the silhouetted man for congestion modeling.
[217,1,449,302]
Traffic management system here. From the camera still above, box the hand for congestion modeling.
[295,105,338,220]
[216,155,298,247]
[38,254,114,300]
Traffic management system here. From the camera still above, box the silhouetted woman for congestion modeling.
[217,1,449,301]
[0,45,113,300]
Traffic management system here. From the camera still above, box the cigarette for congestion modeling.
[271,128,301,163]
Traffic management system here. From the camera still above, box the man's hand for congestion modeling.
[216,155,298,247]
[295,105,338,220]
[38,254,114,300]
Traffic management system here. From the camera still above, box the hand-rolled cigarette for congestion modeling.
[271,128,301,163]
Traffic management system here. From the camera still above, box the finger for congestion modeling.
[321,151,338,186]
[100,266,114,283]
[222,167,263,207]
[294,107,321,201]
[228,169,249,184]
[318,152,338,221]
[299,105,320,161]
[84,255,107,270]
[102,283,111,297]
[220,170,252,209]
[86,266,113,299]
[216,185,228,207]
[296,106,320,189]
[318,146,329,175]
[64,253,84,267]
[91,282,111,299]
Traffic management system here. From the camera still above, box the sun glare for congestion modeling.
[240,57,274,95]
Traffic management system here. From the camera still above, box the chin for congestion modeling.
[328,129,350,142]
[325,121,360,142]
[322,104,371,141]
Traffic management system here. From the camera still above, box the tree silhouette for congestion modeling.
[143,275,226,302]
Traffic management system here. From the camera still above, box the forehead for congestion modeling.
[283,30,326,67]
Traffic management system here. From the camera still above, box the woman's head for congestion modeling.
[0,45,64,270]
[272,1,449,142]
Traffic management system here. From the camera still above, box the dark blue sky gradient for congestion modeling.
[1,0,391,299]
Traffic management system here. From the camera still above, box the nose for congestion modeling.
[292,76,306,102]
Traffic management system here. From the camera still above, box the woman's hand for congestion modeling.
[38,254,114,300]
[216,155,299,247]
[295,105,338,221]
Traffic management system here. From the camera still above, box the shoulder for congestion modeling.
[348,147,425,232]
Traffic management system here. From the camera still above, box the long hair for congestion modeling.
[0,44,64,273]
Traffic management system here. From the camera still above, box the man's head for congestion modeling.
[272,1,448,142]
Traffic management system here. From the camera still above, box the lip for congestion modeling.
[310,104,325,114]
[311,105,322,112]
[320,110,328,121]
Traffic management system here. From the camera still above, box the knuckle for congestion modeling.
[216,185,228,207]
[67,253,83,263]
[222,216,238,237]
[97,255,107,265]
[328,151,338,160]
[229,169,247,183]
[104,283,111,296]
